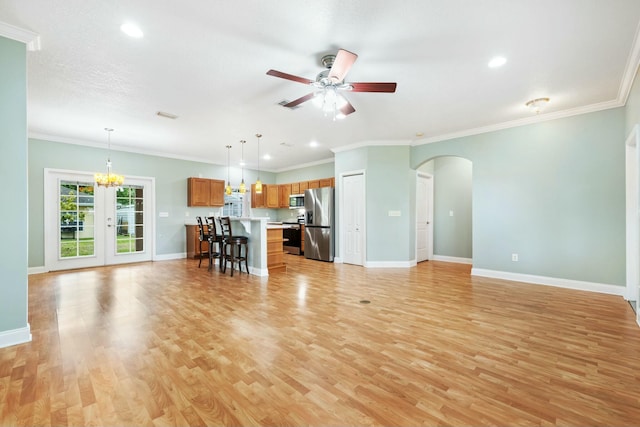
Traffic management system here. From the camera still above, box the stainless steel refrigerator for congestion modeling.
[304,187,334,262]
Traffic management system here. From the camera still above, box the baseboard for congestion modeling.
[154,252,186,261]
[365,260,414,268]
[0,324,32,349]
[432,255,473,264]
[333,257,343,264]
[249,267,269,277]
[28,266,47,275]
[471,268,626,296]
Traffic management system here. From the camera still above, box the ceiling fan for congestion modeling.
[266,48,397,118]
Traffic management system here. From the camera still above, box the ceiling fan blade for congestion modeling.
[328,49,358,82]
[339,100,356,116]
[349,82,397,93]
[266,69,314,85]
[283,92,317,108]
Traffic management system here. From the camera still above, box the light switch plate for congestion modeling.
[388,210,401,217]
[159,212,169,218]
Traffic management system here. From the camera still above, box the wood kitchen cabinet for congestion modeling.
[299,181,309,192]
[279,184,291,208]
[251,183,265,208]
[187,177,225,207]
[266,185,279,208]
[267,228,286,272]
[319,178,333,188]
[307,179,320,189]
[185,224,208,259]
[291,182,300,194]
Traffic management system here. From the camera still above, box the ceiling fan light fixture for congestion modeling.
[120,22,143,38]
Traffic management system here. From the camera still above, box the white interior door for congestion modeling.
[342,173,365,266]
[416,173,434,262]
[45,169,153,271]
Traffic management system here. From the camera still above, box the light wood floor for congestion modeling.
[2,256,640,426]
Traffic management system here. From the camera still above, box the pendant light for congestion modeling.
[239,140,246,194]
[225,144,232,195]
[255,133,262,194]
[95,128,124,187]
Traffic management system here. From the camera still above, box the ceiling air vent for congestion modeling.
[156,111,179,119]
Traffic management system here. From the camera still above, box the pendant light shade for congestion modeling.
[255,133,262,194]
[239,139,246,194]
[225,144,232,195]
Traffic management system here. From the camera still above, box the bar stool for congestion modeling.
[195,216,210,268]
[206,216,224,271]
[219,216,249,276]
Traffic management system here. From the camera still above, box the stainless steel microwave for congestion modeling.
[289,194,304,209]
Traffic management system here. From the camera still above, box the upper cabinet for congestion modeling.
[187,177,225,207]
[279,184,291,208]
[250,177,335,208]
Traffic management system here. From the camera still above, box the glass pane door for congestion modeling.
[59,181,96,258]
[116,185,144,254]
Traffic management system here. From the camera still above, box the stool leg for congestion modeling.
[243,243,248,274]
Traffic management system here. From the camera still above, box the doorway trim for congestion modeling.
[337,169,366,265]
[415,171,434,263]
[625,124,640,324]
[43,168,156,272]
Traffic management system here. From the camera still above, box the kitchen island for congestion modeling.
[185,217,269,276]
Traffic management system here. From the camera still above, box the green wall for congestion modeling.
[276,161,334,185]
[412,108,626,285]
[0,37,28,335]
[28,139,275,267]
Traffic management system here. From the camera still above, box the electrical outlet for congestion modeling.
[512,253,519,262]
[185,211,189,217]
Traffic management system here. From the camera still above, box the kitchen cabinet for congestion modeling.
[307,179,320,189]
[266,185,279,208]
[187,177,225,207]
[251,183,265,208]
[291,182,300,194]
[319,178,333,188]
[299,181,309,192]
[279,184,291,208]
[185,224,208,259]
[267,228,286,272]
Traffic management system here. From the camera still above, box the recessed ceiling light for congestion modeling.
[121,22,144,38]
[263,154,271,160]
[309,141,318,148]
[488,56,507,68]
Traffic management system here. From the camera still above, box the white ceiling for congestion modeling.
[2,0,640,171]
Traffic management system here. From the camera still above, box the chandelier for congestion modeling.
[95,128,124,187]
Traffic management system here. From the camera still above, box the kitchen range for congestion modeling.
[283,214,305,255]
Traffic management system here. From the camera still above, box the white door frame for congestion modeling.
[416,171,434,262]
[625,125,640,324]
[44,168,156,271]
[338,169,366,265]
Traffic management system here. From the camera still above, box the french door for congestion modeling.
[44,169,154,271]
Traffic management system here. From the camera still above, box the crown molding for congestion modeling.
[331,139,411,153]
[413,99,623,146]
[0,21,41,51]
[273,157,334,173]
[618,18,640,105]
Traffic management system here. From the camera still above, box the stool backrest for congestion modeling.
[219,216,233,238]
[206,216,219,237]
[196,216,206,242]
